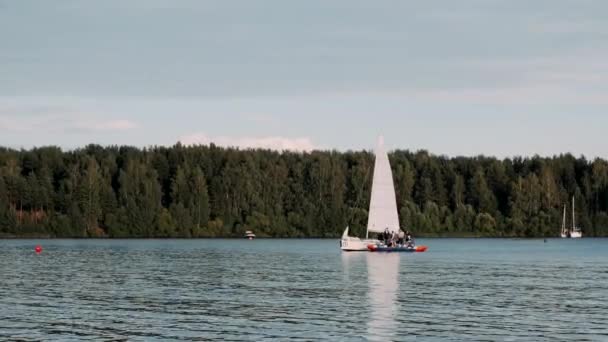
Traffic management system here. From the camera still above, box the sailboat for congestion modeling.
[560,204,568,238]
[340,137,427,252]
[560,197,582,238]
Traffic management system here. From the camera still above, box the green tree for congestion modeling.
[118,161,162,237]
[474,213,496,235]
[77,158,103,236]
[469,168,497,214]
[190,167,210,235]
[0,176,10,232]
[451,174,465,210]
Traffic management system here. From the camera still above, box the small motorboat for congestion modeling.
[367,244,428,253]
[244,231,256,240]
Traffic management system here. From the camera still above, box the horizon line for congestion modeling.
[0,142,600,161]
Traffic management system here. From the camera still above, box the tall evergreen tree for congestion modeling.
[190,167,210,236]
[78,158,103,236]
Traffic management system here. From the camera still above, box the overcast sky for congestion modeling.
[1,0,607,157]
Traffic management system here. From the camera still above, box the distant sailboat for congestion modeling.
[561,197,582,239]
[560,204,568,238]
[569,197,582,238]
[340,137,399,251]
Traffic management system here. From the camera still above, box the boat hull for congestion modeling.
[368,244,428,253]
[340,227,381,251]
[341,237,381,251]
[561,231,582,238]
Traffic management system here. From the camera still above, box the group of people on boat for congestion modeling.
[382,228,414,248]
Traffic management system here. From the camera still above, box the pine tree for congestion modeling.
[0,176,9,232]
[190,167,210,236]
[78,158,103,236]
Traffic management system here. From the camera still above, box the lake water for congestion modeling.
[1,238,607,341]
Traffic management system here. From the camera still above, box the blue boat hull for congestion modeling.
[367,244,428,253]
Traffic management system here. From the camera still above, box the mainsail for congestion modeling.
[366,137,400,235]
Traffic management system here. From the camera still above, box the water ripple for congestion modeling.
[1,239,608,341]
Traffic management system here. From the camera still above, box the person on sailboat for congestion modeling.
[405,231,414,247]
[383,228,390,245]
[397,230,405,245]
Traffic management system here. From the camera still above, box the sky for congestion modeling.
[1,0,607,158]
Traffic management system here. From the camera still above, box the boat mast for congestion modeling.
[562,204,566,235]
[572,196,576,232]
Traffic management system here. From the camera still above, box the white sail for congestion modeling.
[367,137,400,234]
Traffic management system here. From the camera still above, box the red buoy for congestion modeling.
[35,245,42,254]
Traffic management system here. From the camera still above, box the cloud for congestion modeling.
[529,20,608,35]
[179,133,316,152]
[0,112,137,134]
[0,98,138,134]
[88,119,137,131]
[407,83,608,106]
[245,114,279,125]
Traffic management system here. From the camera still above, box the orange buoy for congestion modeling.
[35,245,42,254]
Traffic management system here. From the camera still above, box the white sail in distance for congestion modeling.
[367,137,401,234]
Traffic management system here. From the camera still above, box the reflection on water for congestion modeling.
[2,239,608,340]
[367,253,400,341]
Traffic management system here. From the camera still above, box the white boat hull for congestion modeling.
[561,231,582,238]
[340,227,380,251]
[341,236,380,251]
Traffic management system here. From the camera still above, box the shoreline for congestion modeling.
[0,236,602,240]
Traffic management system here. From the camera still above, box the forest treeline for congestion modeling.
[1,144,608,238]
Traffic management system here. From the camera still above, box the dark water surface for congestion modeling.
[1,238,607,341]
